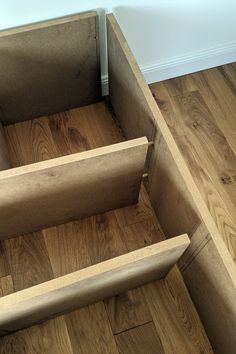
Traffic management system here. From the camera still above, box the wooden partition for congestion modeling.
[0,235,190,334]
[0,12,101,125]
[0,123,11,170]
[0,137,148,239]
[107,14,236,354]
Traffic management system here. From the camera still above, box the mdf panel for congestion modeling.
[0,12,101,125]
[0,138,148,239]
[107,13,236,353]
[0,236,190,333]
[179,227,236,352]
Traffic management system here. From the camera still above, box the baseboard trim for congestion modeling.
[101,42,236,96]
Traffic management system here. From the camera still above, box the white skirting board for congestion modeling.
[102,41,236,95]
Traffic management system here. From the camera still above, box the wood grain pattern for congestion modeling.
[176,134,236,261]
[121,219,166,251]
[104,288,152,334]
[151,83,187,138]
[0,243,9,278]
[114,185,157,228]
[115,322,164,354]
[0,317,74,354]
[219,64,236,95]
[151,82,236,262]
[4,232,54,291]
[0,12,101,124]
[84,218,127,265]
[151,66,236,352]
[173,90,236,210]
[0,123,10,170]
[0,276,14,297]
[0,137,148,239]
[66,302,119,354]
[169,68,236,156]
[0,236,190,333]
[43,222,92,278]
[144,266,213,354]
[4,117,58,166]
[107,14,236,353]
[203,68,236,155]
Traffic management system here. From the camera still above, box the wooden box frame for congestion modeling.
[0,11,235,353]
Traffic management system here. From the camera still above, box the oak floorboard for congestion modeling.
[0,243,9,278]
[219,63,236,95]
[161,67,236,157]
[172,90,236,207]
[4,117,58,166]
[150,82,187,138]
[176,134,236,261]
[114,185,156,228]
[43,222,92,278]
[144,266,213,354]
[65,302,119,354]
[84,221,127,264]
[151,65,236,263]
[104,288,152,334]
[190,69,236,155]
[0,275,14,297]
[121,218,166,251]
[115,322,165,354]
[162,74,196,97]
[0,318,74,354]
[47,110,91,155]
[4,233,54,291]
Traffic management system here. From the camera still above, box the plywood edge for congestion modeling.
[0,11,98,37]
[0,235,190,333]
[0,137,148,181]
[107,13,236,286]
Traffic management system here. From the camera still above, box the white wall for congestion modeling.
[1,0,236,93]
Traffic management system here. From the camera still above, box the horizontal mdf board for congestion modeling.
[0,123,11,170]
[0,12,101,125]
[0,235,190,333]
[0,137,148,239]
[107,13,236,354]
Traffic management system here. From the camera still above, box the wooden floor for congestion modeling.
[150,63,236,264]
[0,102,212,353]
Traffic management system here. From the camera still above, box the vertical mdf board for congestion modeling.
[0,123,11,170]
[0,138,148,239]
[0,12,101,124]
[107,13,236,354]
